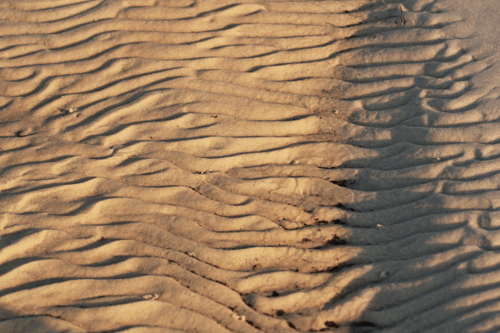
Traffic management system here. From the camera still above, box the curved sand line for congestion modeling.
[0,0,499,332]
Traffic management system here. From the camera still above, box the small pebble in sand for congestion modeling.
[232,314,246,321]
[436,157,441,162]
[188,252,196,257]
[376,223,384,229]
[143,294,159,300]
[380,271,389,278]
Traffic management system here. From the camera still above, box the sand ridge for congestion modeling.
[0,0,499,332]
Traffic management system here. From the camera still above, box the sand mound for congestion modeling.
[1,0,499,332]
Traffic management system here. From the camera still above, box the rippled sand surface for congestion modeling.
[1,1,499,332]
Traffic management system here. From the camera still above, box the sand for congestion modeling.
[0,0,499,332]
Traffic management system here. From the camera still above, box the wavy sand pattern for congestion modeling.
[1,0,499,332]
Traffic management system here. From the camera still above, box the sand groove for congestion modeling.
[1,0,499,332]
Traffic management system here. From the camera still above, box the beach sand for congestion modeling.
[0,0,499,332]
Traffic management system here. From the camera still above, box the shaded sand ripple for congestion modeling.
[1,0,499,332]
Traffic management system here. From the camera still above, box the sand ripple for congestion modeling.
[1,1,499,332]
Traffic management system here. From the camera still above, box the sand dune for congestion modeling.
[1,0,499,332]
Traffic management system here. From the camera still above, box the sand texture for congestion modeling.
[1,0,500,332]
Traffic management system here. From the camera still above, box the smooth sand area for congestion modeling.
[0,0,499,332]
